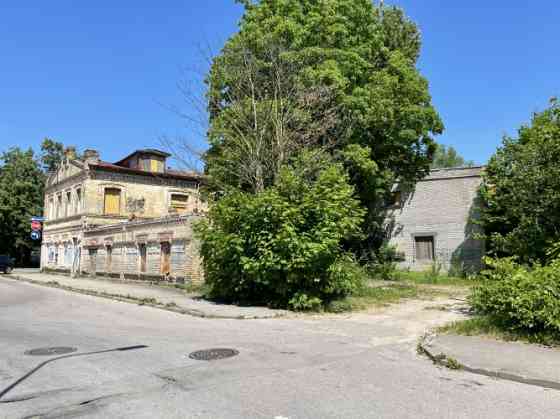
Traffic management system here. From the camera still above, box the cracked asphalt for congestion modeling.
[1,277,560,418]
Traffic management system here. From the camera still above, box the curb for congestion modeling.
[4,274,286,320]
[418,334,560,391]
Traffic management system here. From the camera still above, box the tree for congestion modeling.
[0,148,45,265]
[40,138,65,172]
[195,152,366,309]
[431,144,474,169]
[480,99,560,264]
[205,0,443,260]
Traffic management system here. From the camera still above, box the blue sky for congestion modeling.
[1,1,558,166]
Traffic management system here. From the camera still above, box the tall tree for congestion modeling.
[480,99,560,264]
[431,144,474,169]
[40,138,65,172]
[0,148,45,265]
[206,0,443,260]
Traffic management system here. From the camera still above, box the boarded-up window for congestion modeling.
[415,236,435,261]
[104,188,121,215]
[170,194,189,214]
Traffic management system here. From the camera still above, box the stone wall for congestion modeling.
[387,167,484,273]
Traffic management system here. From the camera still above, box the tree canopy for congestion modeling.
[40,138,65,172]
[0,148,45,264]
[431,144,474,169]
[480,99,560,264]
[206,0,443,260]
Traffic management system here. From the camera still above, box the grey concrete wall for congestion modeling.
[387,167,484,273]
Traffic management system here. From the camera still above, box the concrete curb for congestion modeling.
[418,334,560,391]
[4,274,287,320]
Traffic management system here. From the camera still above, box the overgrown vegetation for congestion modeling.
[196,152,366,310]
[480,99,560,264]
[469,257,560,337]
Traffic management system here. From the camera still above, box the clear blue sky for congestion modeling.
[1,1,558,166]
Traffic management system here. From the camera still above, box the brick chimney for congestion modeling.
[64,146,77,161]
[83,149,100,165]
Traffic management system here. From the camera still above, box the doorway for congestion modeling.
[88,248,97,276]
[161,242,171,276]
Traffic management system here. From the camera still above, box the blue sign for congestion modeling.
[31,231,42,241]
[31,216,45,222]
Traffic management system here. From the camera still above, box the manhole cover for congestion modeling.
[25,347,77,356]
[189,348,239,361]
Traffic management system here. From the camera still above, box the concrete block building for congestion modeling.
[41,148,204,282]
[387,167,485,273]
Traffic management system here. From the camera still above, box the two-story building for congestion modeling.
[41,148,204,282]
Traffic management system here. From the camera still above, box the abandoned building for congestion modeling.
[387,166,485,273]
[41,148,204,282]
[41,146,484,281]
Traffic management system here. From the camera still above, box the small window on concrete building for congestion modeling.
[170,194,189,214]
[415,236,435,261]
[104,188,121,215]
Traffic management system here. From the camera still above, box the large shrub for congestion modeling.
[470,258,560,334]
[480,99,560,264]
[195,153,366,310]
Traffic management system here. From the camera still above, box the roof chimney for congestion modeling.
[64,146,77,161]
[83,149,100,165]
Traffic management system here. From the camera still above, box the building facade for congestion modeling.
[41,148,204,282]
[387,167,484,273]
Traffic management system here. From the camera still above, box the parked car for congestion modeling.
[0,255,14,274]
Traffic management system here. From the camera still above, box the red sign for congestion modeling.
[31,220,42,231]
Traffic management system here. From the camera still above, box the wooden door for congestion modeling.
[161,242,171,275]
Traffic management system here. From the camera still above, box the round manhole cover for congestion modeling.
[189,348,239,361]
[25,347,77,356]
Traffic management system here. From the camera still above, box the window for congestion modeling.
[65,191,71,217]
[56,194,62,219]
[170,194,189,214]
[75,188,82,214]
[139,244,147,273]
[104,188,121,215]
[48,197,54,220]
[106,246,112,273]
[415,236,435,261]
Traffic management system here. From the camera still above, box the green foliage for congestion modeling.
[470,257,560,335]
[40,138,65,172]
[207,0,443,260]
[480,99,560,264]
[431,144,474,169]
[547,241,560,262]
[0,148,45,264]
[195,152,366,309]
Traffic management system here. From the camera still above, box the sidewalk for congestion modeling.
[420,334,560,390]
[6,271,288,320]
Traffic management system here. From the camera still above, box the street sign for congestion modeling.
[31,220,42,231]
[31,231,42,241]
[31,216,45,222]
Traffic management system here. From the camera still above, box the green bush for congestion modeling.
[195,153,367,310]
[470,257,560,334]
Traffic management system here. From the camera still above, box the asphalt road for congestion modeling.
[1,278,559,419]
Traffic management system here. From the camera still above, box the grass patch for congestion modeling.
[438,316,560,347]
[394,270,481,287]
[326,282,439,313]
